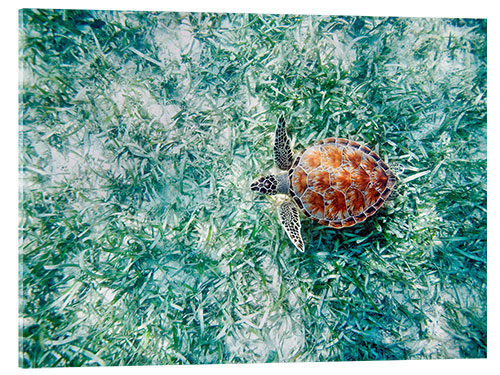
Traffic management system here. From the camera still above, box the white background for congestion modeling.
[3,1,497,374]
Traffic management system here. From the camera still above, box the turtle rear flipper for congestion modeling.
[274,115,293,170]
[278,200,304,252]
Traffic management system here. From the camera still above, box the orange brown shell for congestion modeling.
[288,138,396,228]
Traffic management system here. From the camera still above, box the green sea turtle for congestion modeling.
[251,115,396,252]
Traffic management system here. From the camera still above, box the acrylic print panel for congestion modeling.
[19,8,486,367]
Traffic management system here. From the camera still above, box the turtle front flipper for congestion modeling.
[278,200,305,252]
[274,115,293,170]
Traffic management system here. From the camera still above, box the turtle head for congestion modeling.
[251,175,279,195]
[251,174,289,195]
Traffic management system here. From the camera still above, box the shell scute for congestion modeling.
[354,212,367,222]
[364,183,381,207]
[351,166,371,191]
[323,188,347,221]
[365,206,377,217]
[381,187,392,200]
[293,194,305,211]
[369,151,381,162]
[301,146,322,170]
[307,169,331,195]
[329,167,351,192]
[317,137,338,145]
[373,197,385,209]
[329,221,343,229]
[321,144,343,170]
[291,166,308,197]
[372,165,389,192]
[359,145,372,154]
[387,176,396,190]
[361,155,377,174]
[346,187,366,217]
[341,217,356,227]
[348,140,361,149]
[343,146,362,169]
[302,189,325,219]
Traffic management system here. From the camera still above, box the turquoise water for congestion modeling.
[19,10,486,366]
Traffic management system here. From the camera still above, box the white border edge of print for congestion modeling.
[5,1,496,375]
